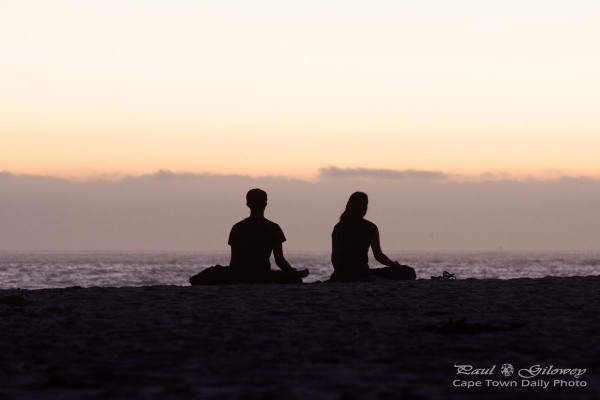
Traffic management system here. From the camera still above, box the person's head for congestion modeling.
[340,191,368,221]
[246,188,268,212]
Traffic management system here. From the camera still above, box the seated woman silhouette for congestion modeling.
[330,192,416,282]
[189,188,309,285]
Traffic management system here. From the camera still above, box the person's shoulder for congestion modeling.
[231,218,251,229]
[263,218,286,242]
[263,218,282,230]
[362,219,378,231]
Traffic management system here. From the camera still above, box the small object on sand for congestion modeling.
[430,271,456,280]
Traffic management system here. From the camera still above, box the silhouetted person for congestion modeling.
[190,189,309,285]
[330,192,416,282]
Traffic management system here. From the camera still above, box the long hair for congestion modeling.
[339,192,368,222]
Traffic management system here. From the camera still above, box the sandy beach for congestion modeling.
[1,276,598,399]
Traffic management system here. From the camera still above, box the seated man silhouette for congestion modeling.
[189,189,309,285]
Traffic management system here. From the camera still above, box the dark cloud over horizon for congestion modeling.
[2,168,599,184]
[1,170,599,252]
[319,167,449,181]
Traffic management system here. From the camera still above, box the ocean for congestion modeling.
[1,251,599,290]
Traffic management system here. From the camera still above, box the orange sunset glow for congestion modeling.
[2,1,599,180]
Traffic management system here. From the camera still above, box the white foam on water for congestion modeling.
[0,251,599,289]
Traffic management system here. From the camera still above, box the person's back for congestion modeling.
[189,188,308,285]
[330,192,416,282]
[331,218,377,280]
[228,216,285,278]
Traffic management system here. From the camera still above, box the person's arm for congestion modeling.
[371,229,400,268]
[331,236,340,267]
[229,245,240,267]
[273,243,295,272]
[228,225,239,267]
[273,243,309,277]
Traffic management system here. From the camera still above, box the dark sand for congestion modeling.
[1,276,598,399]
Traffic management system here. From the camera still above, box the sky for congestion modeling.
[1,0,600,180]
[1,1,599,252]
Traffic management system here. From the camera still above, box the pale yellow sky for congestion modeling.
[1,0,599,180]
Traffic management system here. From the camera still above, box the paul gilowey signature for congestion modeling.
[452,364,588,389]
[454,364,586,379]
